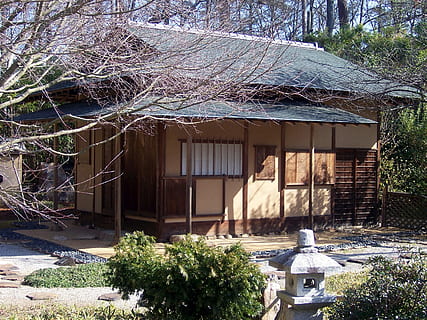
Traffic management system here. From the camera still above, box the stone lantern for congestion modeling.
[269,229,341,320]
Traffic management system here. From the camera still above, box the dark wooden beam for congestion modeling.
[114,127,122,244]
[53,123,59,211]
[308,124,314,229]
[242,122,249,234]
[185,133,193,234]
[280,122,285,218]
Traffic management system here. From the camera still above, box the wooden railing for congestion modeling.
[382,189,427,229]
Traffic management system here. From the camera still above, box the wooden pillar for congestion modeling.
[280,122,286,219]
[242,123,249,234]
[114,127,122,243]
[53,123,59,211]
[185,133,193,234]
[156,123,165,237]
[91,128,96,226]
[331,126,336,228]
[308,124,315,229]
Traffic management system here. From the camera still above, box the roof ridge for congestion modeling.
[127,21,324,51]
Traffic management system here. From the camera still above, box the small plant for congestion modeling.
[23,263,109,288]
[325,269,368,296]
[107,232,266,320]
[326,254,427,320]
[0,305,142,320]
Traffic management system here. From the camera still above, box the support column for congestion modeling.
[308,124,315,229]
[242,123,249,234]
[53,123,59,211]
[114,127,122,243]
[185,133,193,234]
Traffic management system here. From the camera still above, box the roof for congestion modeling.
[13,99,376,125]
[125,23,418,99]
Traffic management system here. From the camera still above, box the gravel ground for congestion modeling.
[1,225,426,309]
[0,242,139,308]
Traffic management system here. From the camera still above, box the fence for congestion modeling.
[382,189,427,229]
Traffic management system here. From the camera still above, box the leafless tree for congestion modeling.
[0,0,301,221]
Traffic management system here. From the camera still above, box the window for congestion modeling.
[255,145,276,180]
[285,150,335,185]
[181,140,242,176]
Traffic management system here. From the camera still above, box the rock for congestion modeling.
[170,234,200,243]
[240,234,249,238]
[26,292,58,300]
[0,282,20,288]
[216,235,225,239]
[225,234,233,239]
[0,264,18,272]
[98,292,122,301]
[0,270,19,276]
[73,234,97,240]
[53,235,68,241]
[54,257,76,266]
[2,275,24,281]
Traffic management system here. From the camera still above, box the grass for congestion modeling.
[326,269,369,296]
[0,305,143,320]
[23,263,110,288]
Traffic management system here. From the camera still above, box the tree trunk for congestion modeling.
[302,0,307,38]
[338,0,349,29]
[326,0,334,35]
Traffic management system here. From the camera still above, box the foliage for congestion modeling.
[326,254,427,320]
[107,232,266,320]
[0,305,142,320]
[23,263,109,288]
[325,269,368,296]
[381,106,427,195]
[307,23,427,89]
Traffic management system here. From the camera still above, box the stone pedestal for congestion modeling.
[269,229,341,320]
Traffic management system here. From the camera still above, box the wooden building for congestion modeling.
[15,23,417,240]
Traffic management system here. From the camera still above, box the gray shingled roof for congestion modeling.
[126,23,418,99]
[13,99,376,124]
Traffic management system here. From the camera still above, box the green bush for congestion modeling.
[107,232,266,320]
[326,255,427,320]
[23,263,109,288]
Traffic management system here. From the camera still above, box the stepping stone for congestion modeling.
[54,257,76,266]
[98,292,122,301]
[0,282,21,288]
[26,292,58,301]
[0,264,18,272]
[2,275,24,281]
[0,270,20,276]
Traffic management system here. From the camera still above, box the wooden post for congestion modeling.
[308,124,315,229]
[91,128,96,227]
[280,122,285,219]
[381,186,388,227]
[114,127,122,243]
[242,123,249,234]
[331,127,336,228]
[53,123,59,211]
[185,133,193,234]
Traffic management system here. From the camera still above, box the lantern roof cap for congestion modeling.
[269,229,341,274]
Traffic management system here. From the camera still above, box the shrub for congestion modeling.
[107,232,266,320]
[326,254,427,320]
[23,263,109,288]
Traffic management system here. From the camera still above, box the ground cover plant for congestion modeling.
[107,232,266,320]
[326,254,427,320]
[23,263,109,288]
[0,305,141,320]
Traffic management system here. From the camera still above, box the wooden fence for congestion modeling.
[382,189,427,229]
